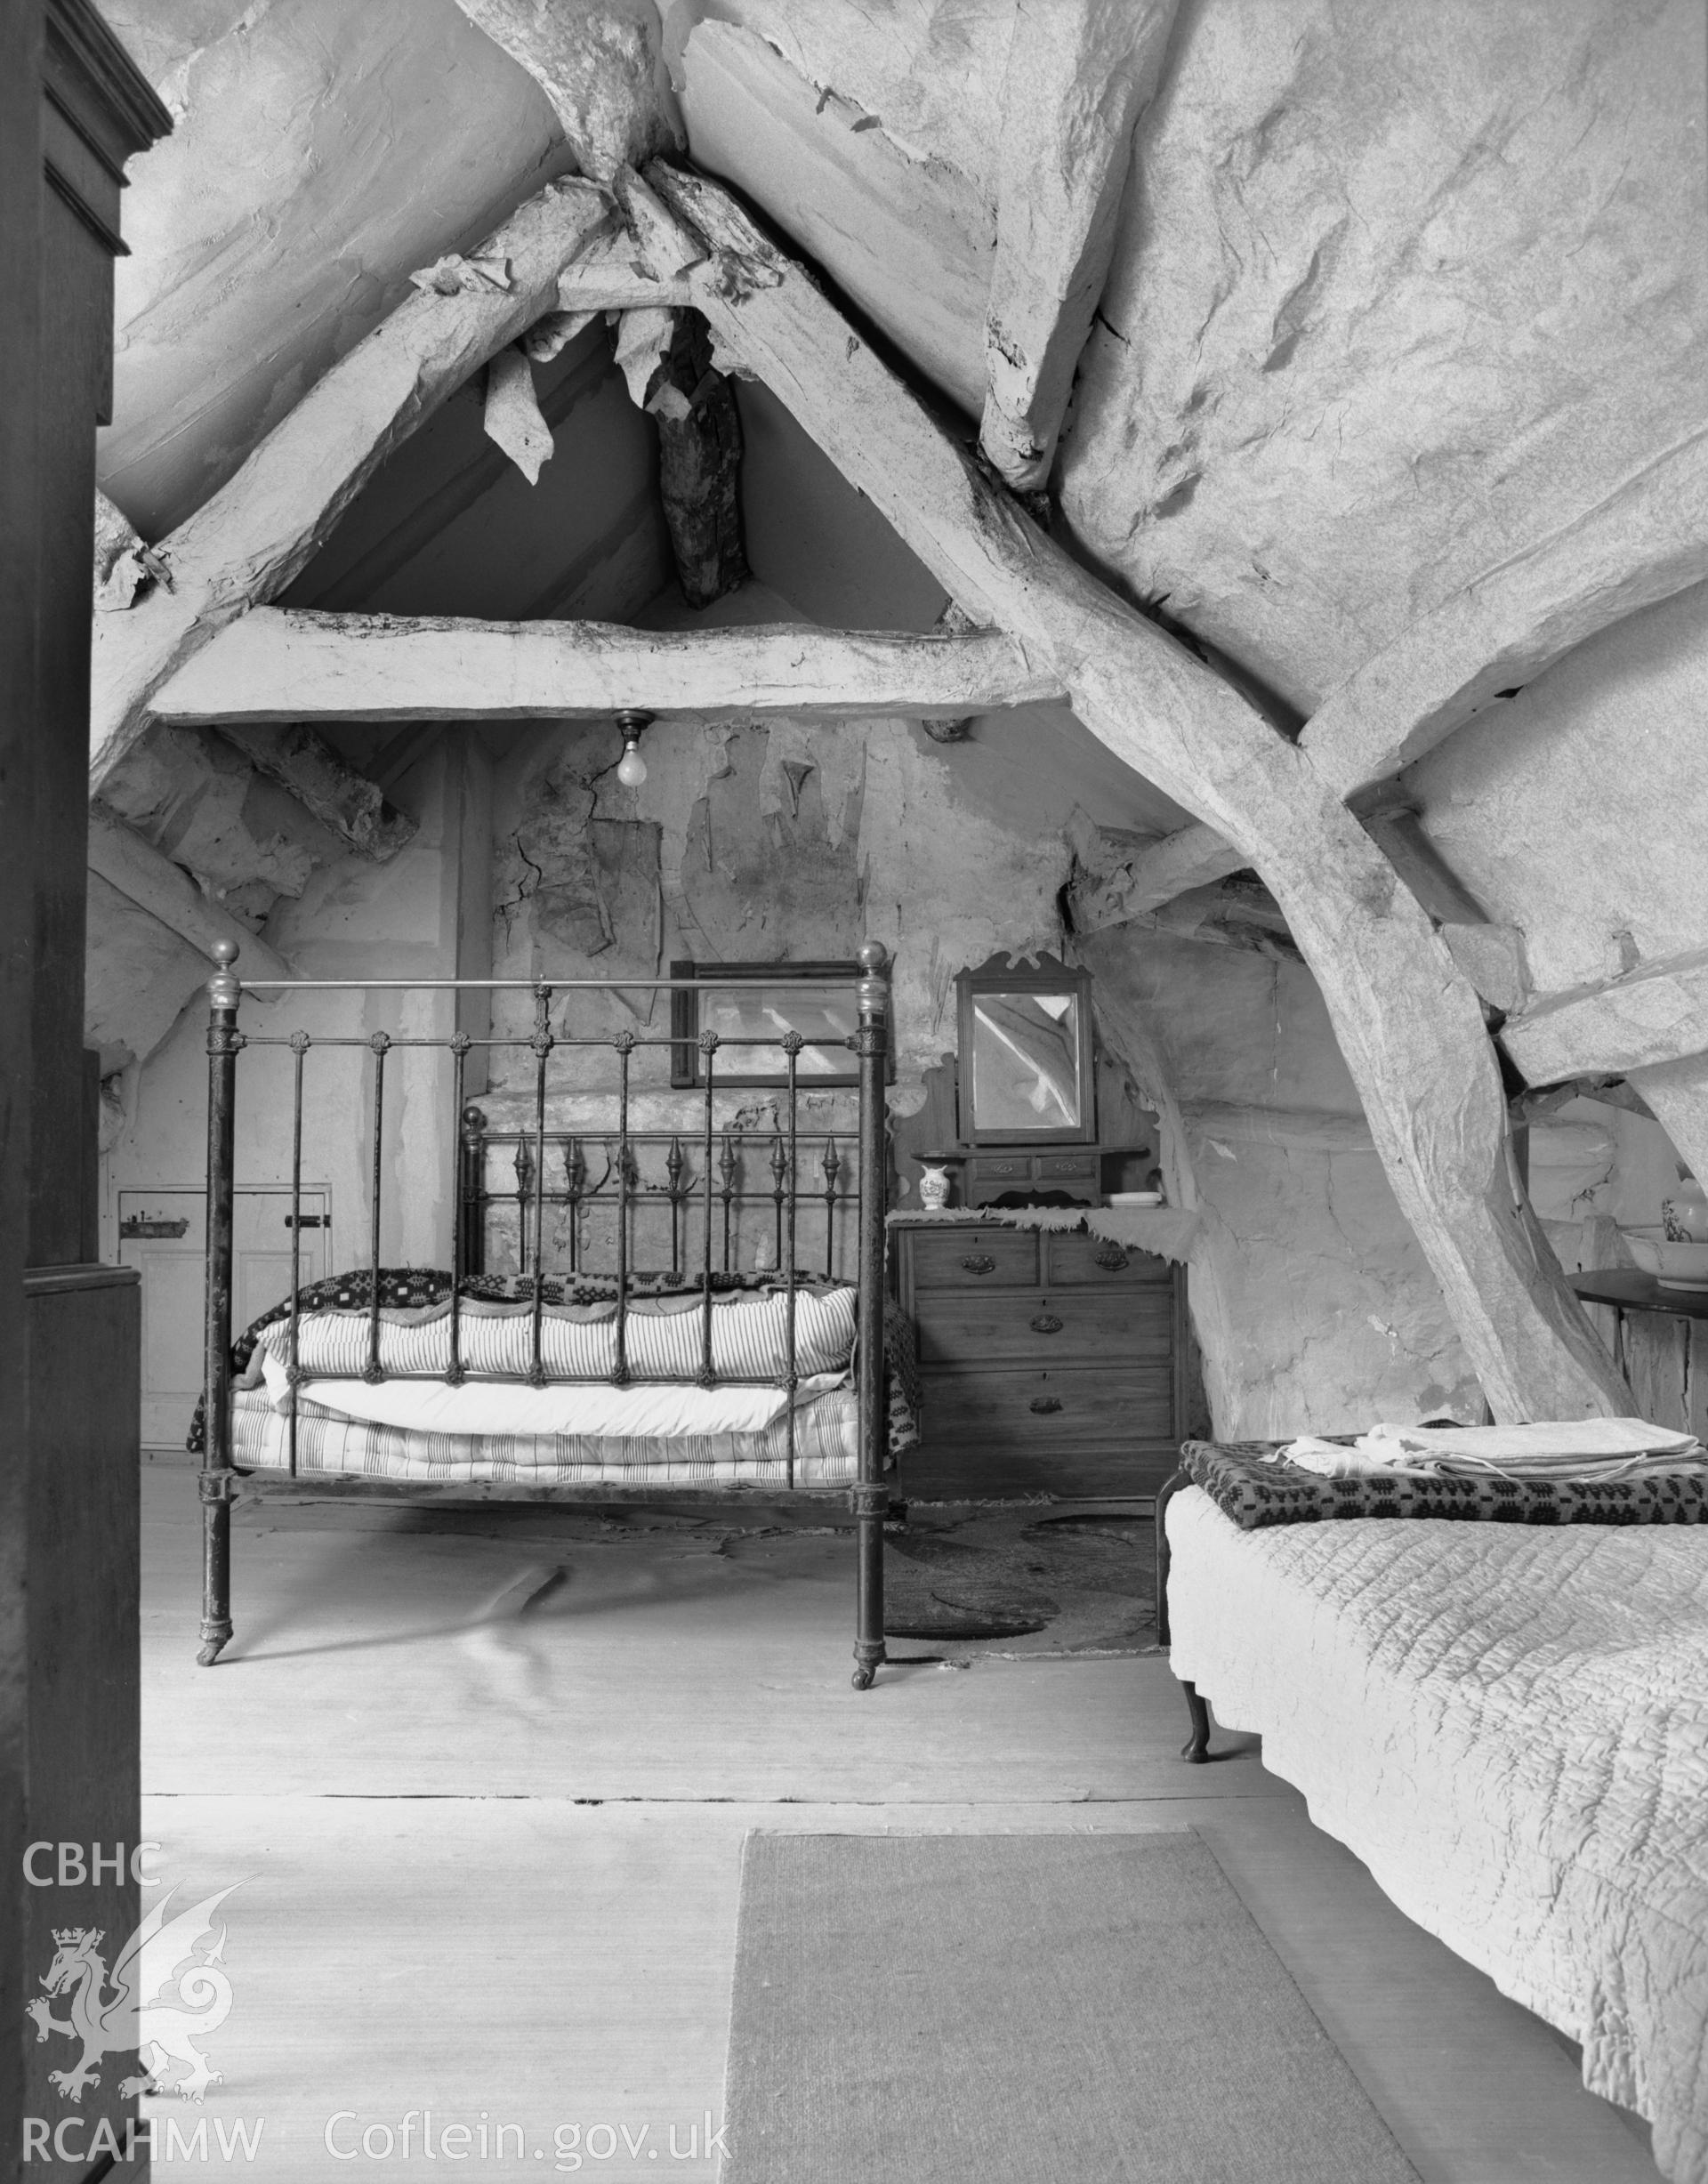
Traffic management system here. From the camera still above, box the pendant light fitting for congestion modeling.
[615,707,655,789]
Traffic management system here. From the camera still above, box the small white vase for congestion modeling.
[918,1162,952,1212]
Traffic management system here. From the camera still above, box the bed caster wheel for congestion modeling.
[1180,1737,1210,1764]
[197,1622,232,1667]
[851,1663,876,1691]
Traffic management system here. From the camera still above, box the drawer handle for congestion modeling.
[1029,1313,1064,1334]
[960,1253,997,1275]
[1092,1245,1129,1271]
[1029,1397,1062,1414]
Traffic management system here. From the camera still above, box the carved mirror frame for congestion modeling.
[955,951,1096,1146]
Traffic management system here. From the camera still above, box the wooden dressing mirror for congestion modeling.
[955,952,1095,1145]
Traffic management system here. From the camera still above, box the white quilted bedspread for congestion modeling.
[1166,1487,1708,2183]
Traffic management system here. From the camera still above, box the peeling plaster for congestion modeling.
[101,0,576,536]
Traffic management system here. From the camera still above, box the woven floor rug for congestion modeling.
[722,1831,1421,2184]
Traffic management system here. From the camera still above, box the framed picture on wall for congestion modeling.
[668,960,866,1088]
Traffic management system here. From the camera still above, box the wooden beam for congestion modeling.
[650,309,747,609]
[1501,947,1708,1083]
[552,228,694,313]
[448,0,681,183]
[649,160,1628,1422]
[1358,801,1489,928]
[1068,821,1247,931]
[1087,429,1708,913]
[211,723,416,862]
[676,19,991,414]
[1185,1101,1376,1156]
[153,607,1063,723]
[981,0,1178,492]
[89,176,616,789]
[87,803,291,984]
[1439,923,1528,1018]
[1303,428,1708,795]
[1510,1078,1654,1126]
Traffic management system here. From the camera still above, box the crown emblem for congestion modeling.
[52,1927,100,1947]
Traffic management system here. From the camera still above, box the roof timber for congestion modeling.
[1303,429,1708,796]
[1502,947,1708,1084]
[1066,821,1250,929]
[1079,427,1708,917]
[152,608,1064,724]
[88,805,292,986]
[980,0,1178,493]
[212,721,416,860]
[644,157,1628,1422]
[89,174,617,790]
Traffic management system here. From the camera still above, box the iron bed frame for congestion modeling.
[197,940,895,1688]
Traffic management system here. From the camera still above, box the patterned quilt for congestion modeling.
[1180,1438,1708,1528]
[1164,1487,1708,2183]
[189,1266,922,1464]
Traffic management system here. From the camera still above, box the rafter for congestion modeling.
[1067,822,1249,930]
[646,159,1626,1422]
[1501,947,1708,1084]
[151,607,1063,724]
[211,722,416,861]
[87,805,291,985]
[552,234,693,314]
[89,175,616,789]
[450,0,681,183]
[1092,429,1708,913]
[981,0,1178,491]
[1303,431,1708,795]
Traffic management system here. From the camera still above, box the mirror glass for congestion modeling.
[970,992,1083,1132]
[700,982,858,1080]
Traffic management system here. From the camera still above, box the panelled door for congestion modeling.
[117,1188,331,1448]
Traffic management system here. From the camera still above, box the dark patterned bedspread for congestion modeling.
[189,1266,922,1463]
[1181,1439,1708,1531]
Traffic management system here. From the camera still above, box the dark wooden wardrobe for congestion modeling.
[1,7,168,2176]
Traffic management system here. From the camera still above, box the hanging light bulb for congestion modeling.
[615,707,653,789]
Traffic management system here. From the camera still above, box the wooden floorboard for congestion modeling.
[139,1470,1664,2183]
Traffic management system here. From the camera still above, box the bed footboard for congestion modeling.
[197,946,242,1666]
[850,943,890,1691]
[195,939,892,1687]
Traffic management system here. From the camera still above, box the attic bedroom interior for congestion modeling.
[5,0,1707,2179]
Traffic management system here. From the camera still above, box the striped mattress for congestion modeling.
[232,1383,874,1488]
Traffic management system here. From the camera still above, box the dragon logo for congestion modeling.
[28,1884,238,2106]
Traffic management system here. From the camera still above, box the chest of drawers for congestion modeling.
[892,1220,1187,1498]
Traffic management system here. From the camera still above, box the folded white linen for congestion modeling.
[1272,1416,1704,1482]
[1268,1437,1427,1479]
[260,1350,845,1439]
[1367,1416,1699,1460]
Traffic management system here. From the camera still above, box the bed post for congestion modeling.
[1155,1467,1213,1761]
[850,940,890,1691]
[458,1104,487,1280]
[198,940,243,1665]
